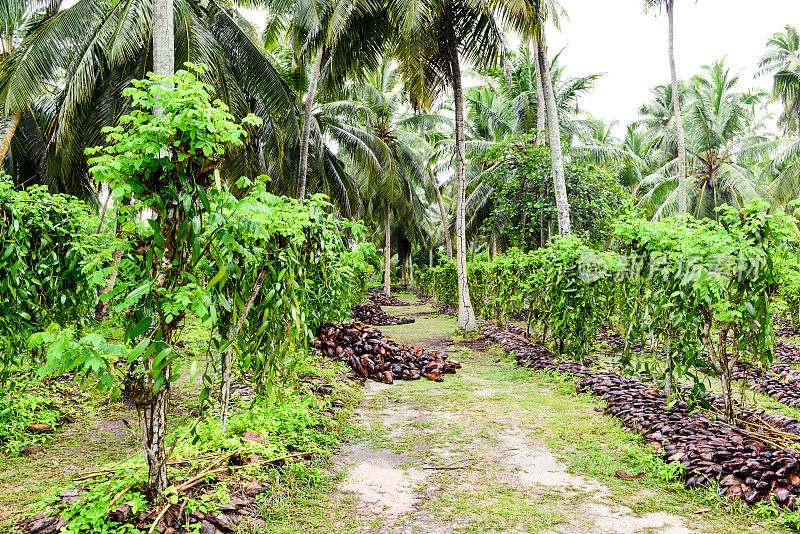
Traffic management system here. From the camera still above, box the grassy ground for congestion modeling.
[0,315,359,533]
[4,294,800,533]
[305,292,798,533]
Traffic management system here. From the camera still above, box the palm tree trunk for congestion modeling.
[422,117,453,262]
[384,202,391,295]
[298,47,324,201]
[667,0,687,215]
[96,185,112,234]
[535,32,571,237]
[445,4,477,331]
[433,180,453,261]
[531,43,546,141]
[0,110,20,163]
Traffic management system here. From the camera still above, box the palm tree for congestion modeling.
[637,60,770,219]
[645,0,688,215]
[0,0,58,164]
[636,82,690,159]
[324,60,430,294]
[360,0,509,330]
[758,25,800,137]
[533,20,571,236]
[249,0,391,200]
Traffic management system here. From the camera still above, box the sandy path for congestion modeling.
[328,300,710,534]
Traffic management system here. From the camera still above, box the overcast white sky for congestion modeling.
[544,0,800,128]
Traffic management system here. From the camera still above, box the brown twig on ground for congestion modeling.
[72,452,140,481]
[175,467,230,493]
[147,502,172,534]
[241,451,312,466]
[109,483,135,508]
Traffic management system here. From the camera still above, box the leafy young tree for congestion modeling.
[86,67,261,496]
[483,134,631,250]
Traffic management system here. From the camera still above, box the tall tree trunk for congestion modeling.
[667,0,687,215]
[96,185,112,234]
[384,202,391,295]
[152,0,174,80]
[531,43,546,141]
[220,267,267,435]
[137,382,169,496]
[298,47,324,201]
[429,248,433,268]
[535,32,571,237]
[0,110,20,163]
[445,5,477,331]
[422,117,453,261]
[432,173,453,261]
[138,0,174,498]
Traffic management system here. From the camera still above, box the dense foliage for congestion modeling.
[23,68,372,497]
[481,135,634,248]
[0,180,100,372]
[420,200,797,419]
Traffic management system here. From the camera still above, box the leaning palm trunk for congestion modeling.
[433,176,453,261]
[384,202,391,295]
[531,43,546,141]
[297,47,324,201]
[0,110,21,163]
[220,267,267,435]
[667,0,687,215]
[445,4,477,331]
[535,32,571,237]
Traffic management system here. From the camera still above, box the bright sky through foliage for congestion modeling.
[546,0,800,127]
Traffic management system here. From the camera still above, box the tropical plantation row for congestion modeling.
[3,0,800,531]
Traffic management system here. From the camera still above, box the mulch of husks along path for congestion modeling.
[321,292,800,533]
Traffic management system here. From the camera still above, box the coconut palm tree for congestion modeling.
[0,0,297,197]
[324,60,430,294]
[758,25,800,137]
[637,60,771,219]
[374,0,508,330]
[644,0,688,214]
[636,82,690,159]
[0,0,59,164]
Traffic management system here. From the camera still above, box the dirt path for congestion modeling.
[324,296,779,534]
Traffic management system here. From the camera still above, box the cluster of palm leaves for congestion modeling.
[3,0,800,275]
[0,0,566,287]
[574,32,800,221]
